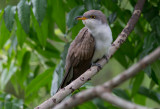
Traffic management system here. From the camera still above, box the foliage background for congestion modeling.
[0,0,160,108]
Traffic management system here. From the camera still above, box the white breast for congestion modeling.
[88,23,112,62]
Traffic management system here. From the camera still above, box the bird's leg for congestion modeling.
[91,62,102,71]
[91,55,109,71]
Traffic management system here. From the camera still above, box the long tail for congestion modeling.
[56,67,73,92]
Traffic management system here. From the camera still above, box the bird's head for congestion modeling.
[76,10,107,30]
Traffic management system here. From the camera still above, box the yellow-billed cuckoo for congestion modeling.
[59,10,112,89]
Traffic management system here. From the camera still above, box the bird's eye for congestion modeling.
[90,15,95,19]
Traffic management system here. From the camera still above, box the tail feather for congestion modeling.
[57,67,73,92]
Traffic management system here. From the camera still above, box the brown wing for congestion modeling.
[59,27,95,89]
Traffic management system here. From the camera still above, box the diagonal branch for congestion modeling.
[35,0,146,108]
[99,92,149,109]
[53,47,160,109]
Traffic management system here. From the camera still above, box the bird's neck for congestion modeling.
[87,23,112,41]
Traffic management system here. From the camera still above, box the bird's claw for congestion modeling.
[91,63,102,71]
[103,55,109,62]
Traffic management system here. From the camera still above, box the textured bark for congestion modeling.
[99,92,150,109]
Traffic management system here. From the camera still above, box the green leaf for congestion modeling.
[131,72,144,96]
[45,61,56,67]
[4,101,12,109]
[111,21,123,40]
[113,88,131,101]
[32,0,47,25]
[149,80,156,90]
[36,47,60,59]
[70,21,84,39]
[149,0,159,7]
[140,33,157,77]
[17,0,30,33]
[104,96,120,109]
[114,51,128,68]
[118,10,132,24]
[152,60,160,80]
[65,0,83,9]
[0,62,17,90]
[93,98,107,109]
[76,101,97,109]
[45,41,61,55]
[66,5,85,30]
[143,2,158,22]
[33,65,40,78]
[0,10,4,20]
[101,0,118,11]
[108,12,117,24]
[138,86,160,104]
[84,0,100,10]
[0,18,10,49]
[52,35,64,42]
[151,69,159,85]
[119,39,135,61]
[141,33,156,57]
[0,92,23,109]
[150,16,160,45]
[133,94,146,105]
[16,48,27,66]
[51,43,69,95]
[20,51,31,84]
[26,68,54,97]
[26,31,60,58]
[72,87,88,95]
[15,12,27,47]
[3,6,16,31]
[52,0,66,33]
[144,66,152,77]
[8,35,18,57]
[32,11,48,46]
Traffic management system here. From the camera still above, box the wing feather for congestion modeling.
[59,27,95,89]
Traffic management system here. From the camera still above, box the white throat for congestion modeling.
[83,19,113,62]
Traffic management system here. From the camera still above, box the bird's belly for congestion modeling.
[91,40,109,62]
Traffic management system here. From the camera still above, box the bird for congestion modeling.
[58,10,113,90]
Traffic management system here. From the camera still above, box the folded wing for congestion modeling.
[59,27,95,89]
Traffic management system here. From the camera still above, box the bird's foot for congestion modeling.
[91,63,102,71]
[103,55,109,62]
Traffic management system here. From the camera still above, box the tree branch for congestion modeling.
[35,0,146,108]
[99,92,149,109]
[53,47,160,109]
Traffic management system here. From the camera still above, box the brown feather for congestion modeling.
[59,27,95,89]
